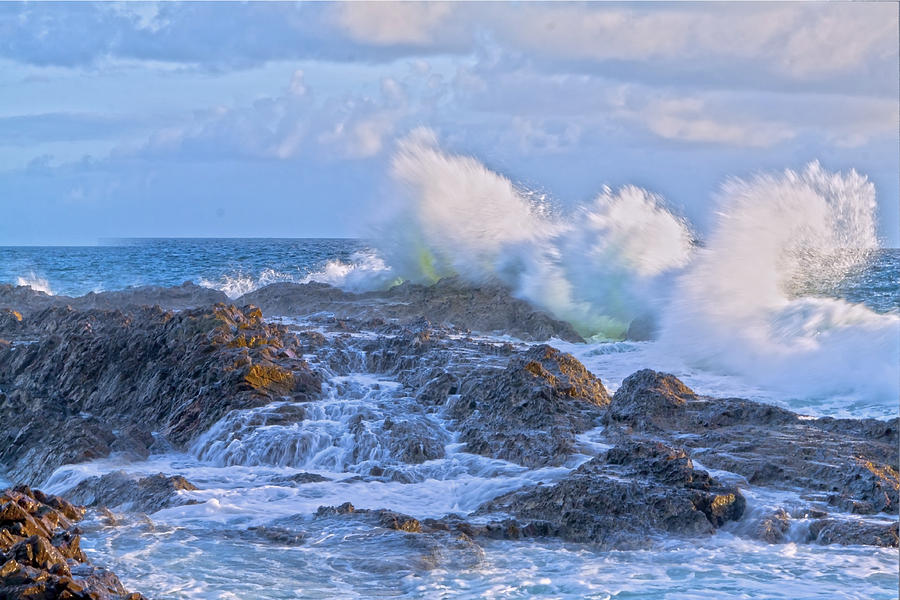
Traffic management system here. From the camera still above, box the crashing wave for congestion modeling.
[15,272,53,295]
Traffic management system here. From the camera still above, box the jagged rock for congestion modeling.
[448,345,609,468]
[474,440,745,549]
[236,277,585,342]
[603,369,698,431]
[310,503,485,571]
[0,303,321,485]
[0,282,228,320]
[381,418,446,464]
[0,309,24,335]
[64,472,199,514]
[0,486,144,599]
[603,370,899,520]
[268,472,331,486]
[808,519,899,547]
[625,313,657,341]
[753,509,792,543]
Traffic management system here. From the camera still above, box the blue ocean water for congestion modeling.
[2,239,898,599]
[0,238,372,298]
[1,238,897,313]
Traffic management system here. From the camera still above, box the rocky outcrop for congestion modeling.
[603,370,899,519]
[0,486,144,599]
[0,282,228,321]
[237,277,585,342]
[447,345,609,468]
[64,472,199,514]
[0,304,320,485]
[808,518,899,547]
[474,440,745,549]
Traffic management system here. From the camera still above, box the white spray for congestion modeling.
[659,162,898,403]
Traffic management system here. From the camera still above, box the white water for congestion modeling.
[8,133,899,599]
[197,251,394,299]
[40,361,898,599]
[659,162,898,405]
[15,271,53,295]
[310,134,898,413]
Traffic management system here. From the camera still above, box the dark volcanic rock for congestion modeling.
[624,314,657,341]
[0,282,228,321]
[448,345,610,468]
[752,509,792,544]
[808,518,899,547]
[237,277,584,342]
[311,502,485,571]
[603,369,699,431]
[64,472,199,514]
[474,440,745,549]
[0,303,320,485]
[603,370,899,521]
[0,486,144,599]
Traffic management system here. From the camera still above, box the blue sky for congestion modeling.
[1,1,897,245]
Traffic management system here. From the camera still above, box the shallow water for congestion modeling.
[39,352,899,600]
[6,238,899,598]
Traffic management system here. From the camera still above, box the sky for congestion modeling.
[0,1,898,245]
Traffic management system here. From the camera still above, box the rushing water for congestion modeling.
[4,154,900,598]
[4,239,898,599]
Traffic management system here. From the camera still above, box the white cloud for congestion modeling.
[633,97,795,148]
[288,70,306,97]
[492,3,897,80]
[335,2,456,46]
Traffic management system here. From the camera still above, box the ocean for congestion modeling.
[2,163,899,599]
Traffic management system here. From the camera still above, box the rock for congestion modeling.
[0,486,144,599]
[236,277,585,342]
[64,472,199,514]
[310,504,484,571]
[0,309,24,335]
[0,281,228,319]
[268,472,331,486]
[808,519,899,547]
[603,369,697,431]
[448,345,609,468]
[625,313,657,341]
[0,303,321,484]
[474,440,745,549]
[603,370,899,521]
[753,509,792,543]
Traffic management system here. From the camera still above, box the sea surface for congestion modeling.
[2,238,898,599]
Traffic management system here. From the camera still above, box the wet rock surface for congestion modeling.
[808,518,899,547]
[238,277,585,342]
[604,369,899,518]
[0,282,227,320]
[0,486,144,600]
[0,303,320,485]
[0,276,896,598]
[473,440,746,549]
[63,473,199,514]
[447,345,609,467]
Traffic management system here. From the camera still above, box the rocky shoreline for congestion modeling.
[0,281,897,597]
[0,486,144,599]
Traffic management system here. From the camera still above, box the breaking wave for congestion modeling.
[15,272,53,295]
[333,130,897,403]
[370,128,695,338]
[659,162,898,402]
[198,252,393,298]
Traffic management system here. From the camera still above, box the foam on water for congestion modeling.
[32,317,897,598]
[660,162,899,406]
[4,134,898,599]
[197,251,393,298]
[14,271,53,295]
[349,134,898,414]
